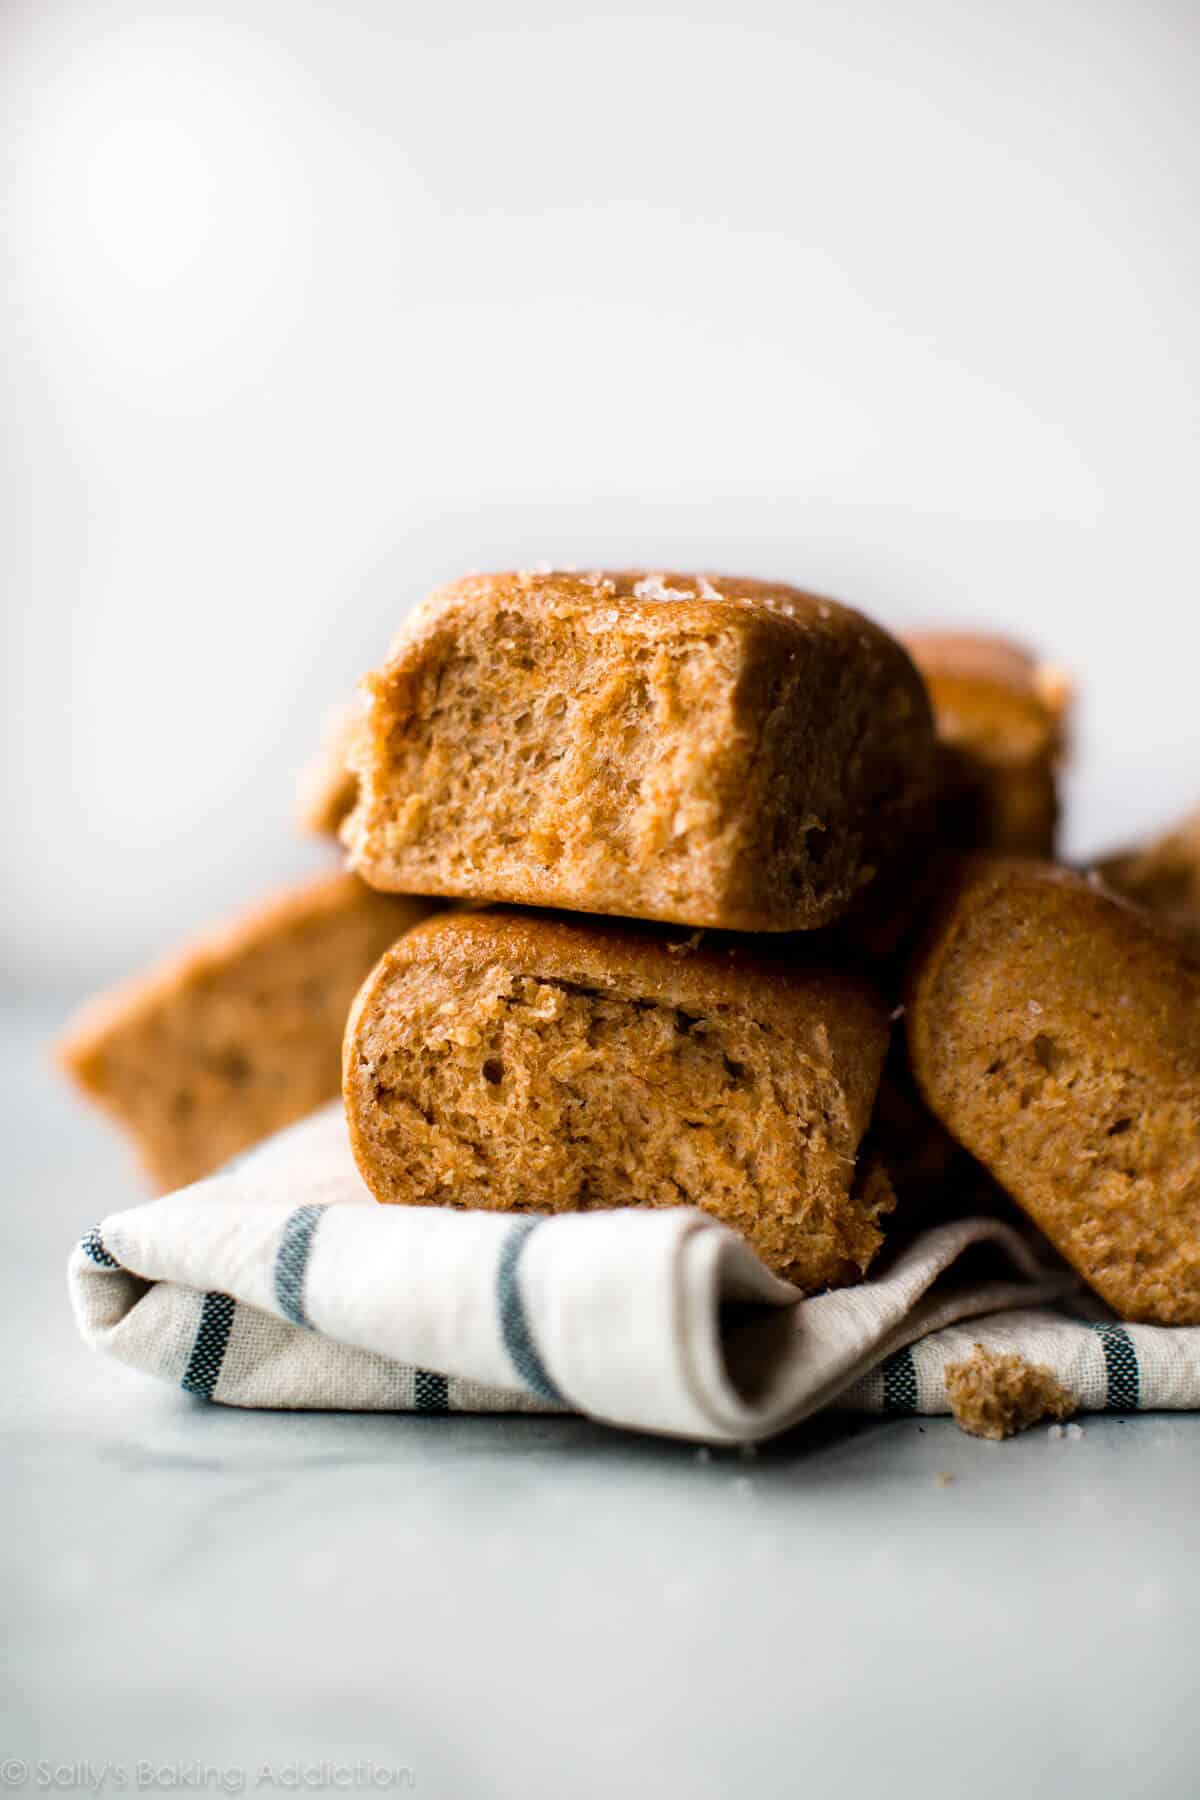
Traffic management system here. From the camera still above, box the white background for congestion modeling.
[3,0,1198,998]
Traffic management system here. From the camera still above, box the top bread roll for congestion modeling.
[903,632,1070,857]
[343,571,936,932]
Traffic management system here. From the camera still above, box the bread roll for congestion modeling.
[345,907,894,1291]
[906,856,1200,1323]
[903,632,1070,856]
[58,872,433,1191]
[344,570,935,932]
[1095,805,1200,950]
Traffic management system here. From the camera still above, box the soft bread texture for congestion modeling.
[1096,805,1200,951]
[903,632,1070,856]
[344,571,935,932]
[906,857,1200,1324]
[58,871,433,1192]
[344,908,894,1290]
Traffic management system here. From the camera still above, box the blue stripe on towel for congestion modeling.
[497,1219,564,1404]
[881,1345,919,1414]
[181,1293,236,1400]
[1091,1321,1140,1411]
[273,1203,328,1330]
[413,1371,450,1413]
[81,1226,120,1269]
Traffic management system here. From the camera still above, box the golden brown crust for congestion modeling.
[375,905,889,1033]
[905,856,1200,1323]
[903,632,1068,718]
[903,631,1071,857]
[344,570,936,933]
[344,907,893,1290]
[58,871,434,1192]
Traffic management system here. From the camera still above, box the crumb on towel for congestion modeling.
[944,1343,1077,1440]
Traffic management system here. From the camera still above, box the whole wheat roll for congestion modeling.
[344,907,895,1293]
[343,569,936,933]
[905,855,1200,1324]
[58,872,434,1192]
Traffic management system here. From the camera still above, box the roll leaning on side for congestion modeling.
[905,856,1200,1324]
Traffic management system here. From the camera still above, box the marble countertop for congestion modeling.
[5,1001,1199,1800]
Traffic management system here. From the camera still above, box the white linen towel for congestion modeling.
[68,1104,1200,1444]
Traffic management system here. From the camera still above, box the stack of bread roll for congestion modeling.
[59,571,1200,1328]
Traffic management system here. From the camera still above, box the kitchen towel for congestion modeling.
[68,1104,1200,1444]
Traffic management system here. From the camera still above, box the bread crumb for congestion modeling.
[944,1344,1077,1441]
[1066,1421,1085,1440]
[937,1471,956,1487]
